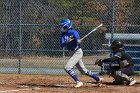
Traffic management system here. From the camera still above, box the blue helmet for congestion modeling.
[59,18,72,29]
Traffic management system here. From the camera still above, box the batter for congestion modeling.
[59,18,103,88]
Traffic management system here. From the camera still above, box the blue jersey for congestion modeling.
[60,29,81,51]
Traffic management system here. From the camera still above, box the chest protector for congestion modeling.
[119,60,129,68]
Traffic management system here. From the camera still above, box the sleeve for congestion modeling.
[60,35,65,48]
[114,52,122,59]
[73,30,80,41]
[102,52,122,62]
[102,56,119,62]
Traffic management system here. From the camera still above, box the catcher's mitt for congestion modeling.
[95,59,103,67]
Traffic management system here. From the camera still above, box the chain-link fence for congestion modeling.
[0,0,140,74]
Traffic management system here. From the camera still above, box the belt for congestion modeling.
[69,47,80,51]
[74,47,80,51]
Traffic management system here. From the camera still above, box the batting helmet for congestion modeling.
[110,40,124,52]
[59,18,72,29]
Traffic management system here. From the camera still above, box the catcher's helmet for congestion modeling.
[59,18,72,29]
[110,40,124,52]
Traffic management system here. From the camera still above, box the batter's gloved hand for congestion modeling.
[95,59,103,67]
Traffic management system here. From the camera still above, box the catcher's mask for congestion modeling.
[110,40,124,52]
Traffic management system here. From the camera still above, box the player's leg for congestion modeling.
[76,60,101,81]
[114,66,136,85]
[111,72,123,84]
[108,66,123,84]
[108,66,120,77]
[119,66,136,85]
[64,48,83,87]
[75,49,103,84]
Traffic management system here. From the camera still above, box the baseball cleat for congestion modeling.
[96,78,103,86]
[74,82,83,88]
[129,80,136,86]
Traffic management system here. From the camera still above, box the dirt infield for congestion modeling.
[0,74,139,93]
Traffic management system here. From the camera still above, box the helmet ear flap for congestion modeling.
[63,25,69,29]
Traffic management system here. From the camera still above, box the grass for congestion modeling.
[0,55,107,70]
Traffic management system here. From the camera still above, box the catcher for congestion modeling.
[95,40,136,85]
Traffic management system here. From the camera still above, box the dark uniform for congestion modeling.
[102,40,136,85]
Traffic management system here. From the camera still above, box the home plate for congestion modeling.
[84,82,106,87]
[48,84,65,87]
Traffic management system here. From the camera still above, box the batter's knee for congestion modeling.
[115,71,122,76]
[64,66,72,72]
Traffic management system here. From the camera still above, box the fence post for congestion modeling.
[18,0,22,74]
[111,0,115,43]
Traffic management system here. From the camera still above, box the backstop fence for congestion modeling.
[0,0,139,74]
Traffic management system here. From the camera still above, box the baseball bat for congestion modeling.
[80,24,103,41]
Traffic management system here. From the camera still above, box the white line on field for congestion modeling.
[0,87,41,93]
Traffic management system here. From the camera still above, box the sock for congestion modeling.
[71,74,79,82]
[85,70,99,81]
[66,68,79,82]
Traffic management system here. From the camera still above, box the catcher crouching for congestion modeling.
[95,40,136,85]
